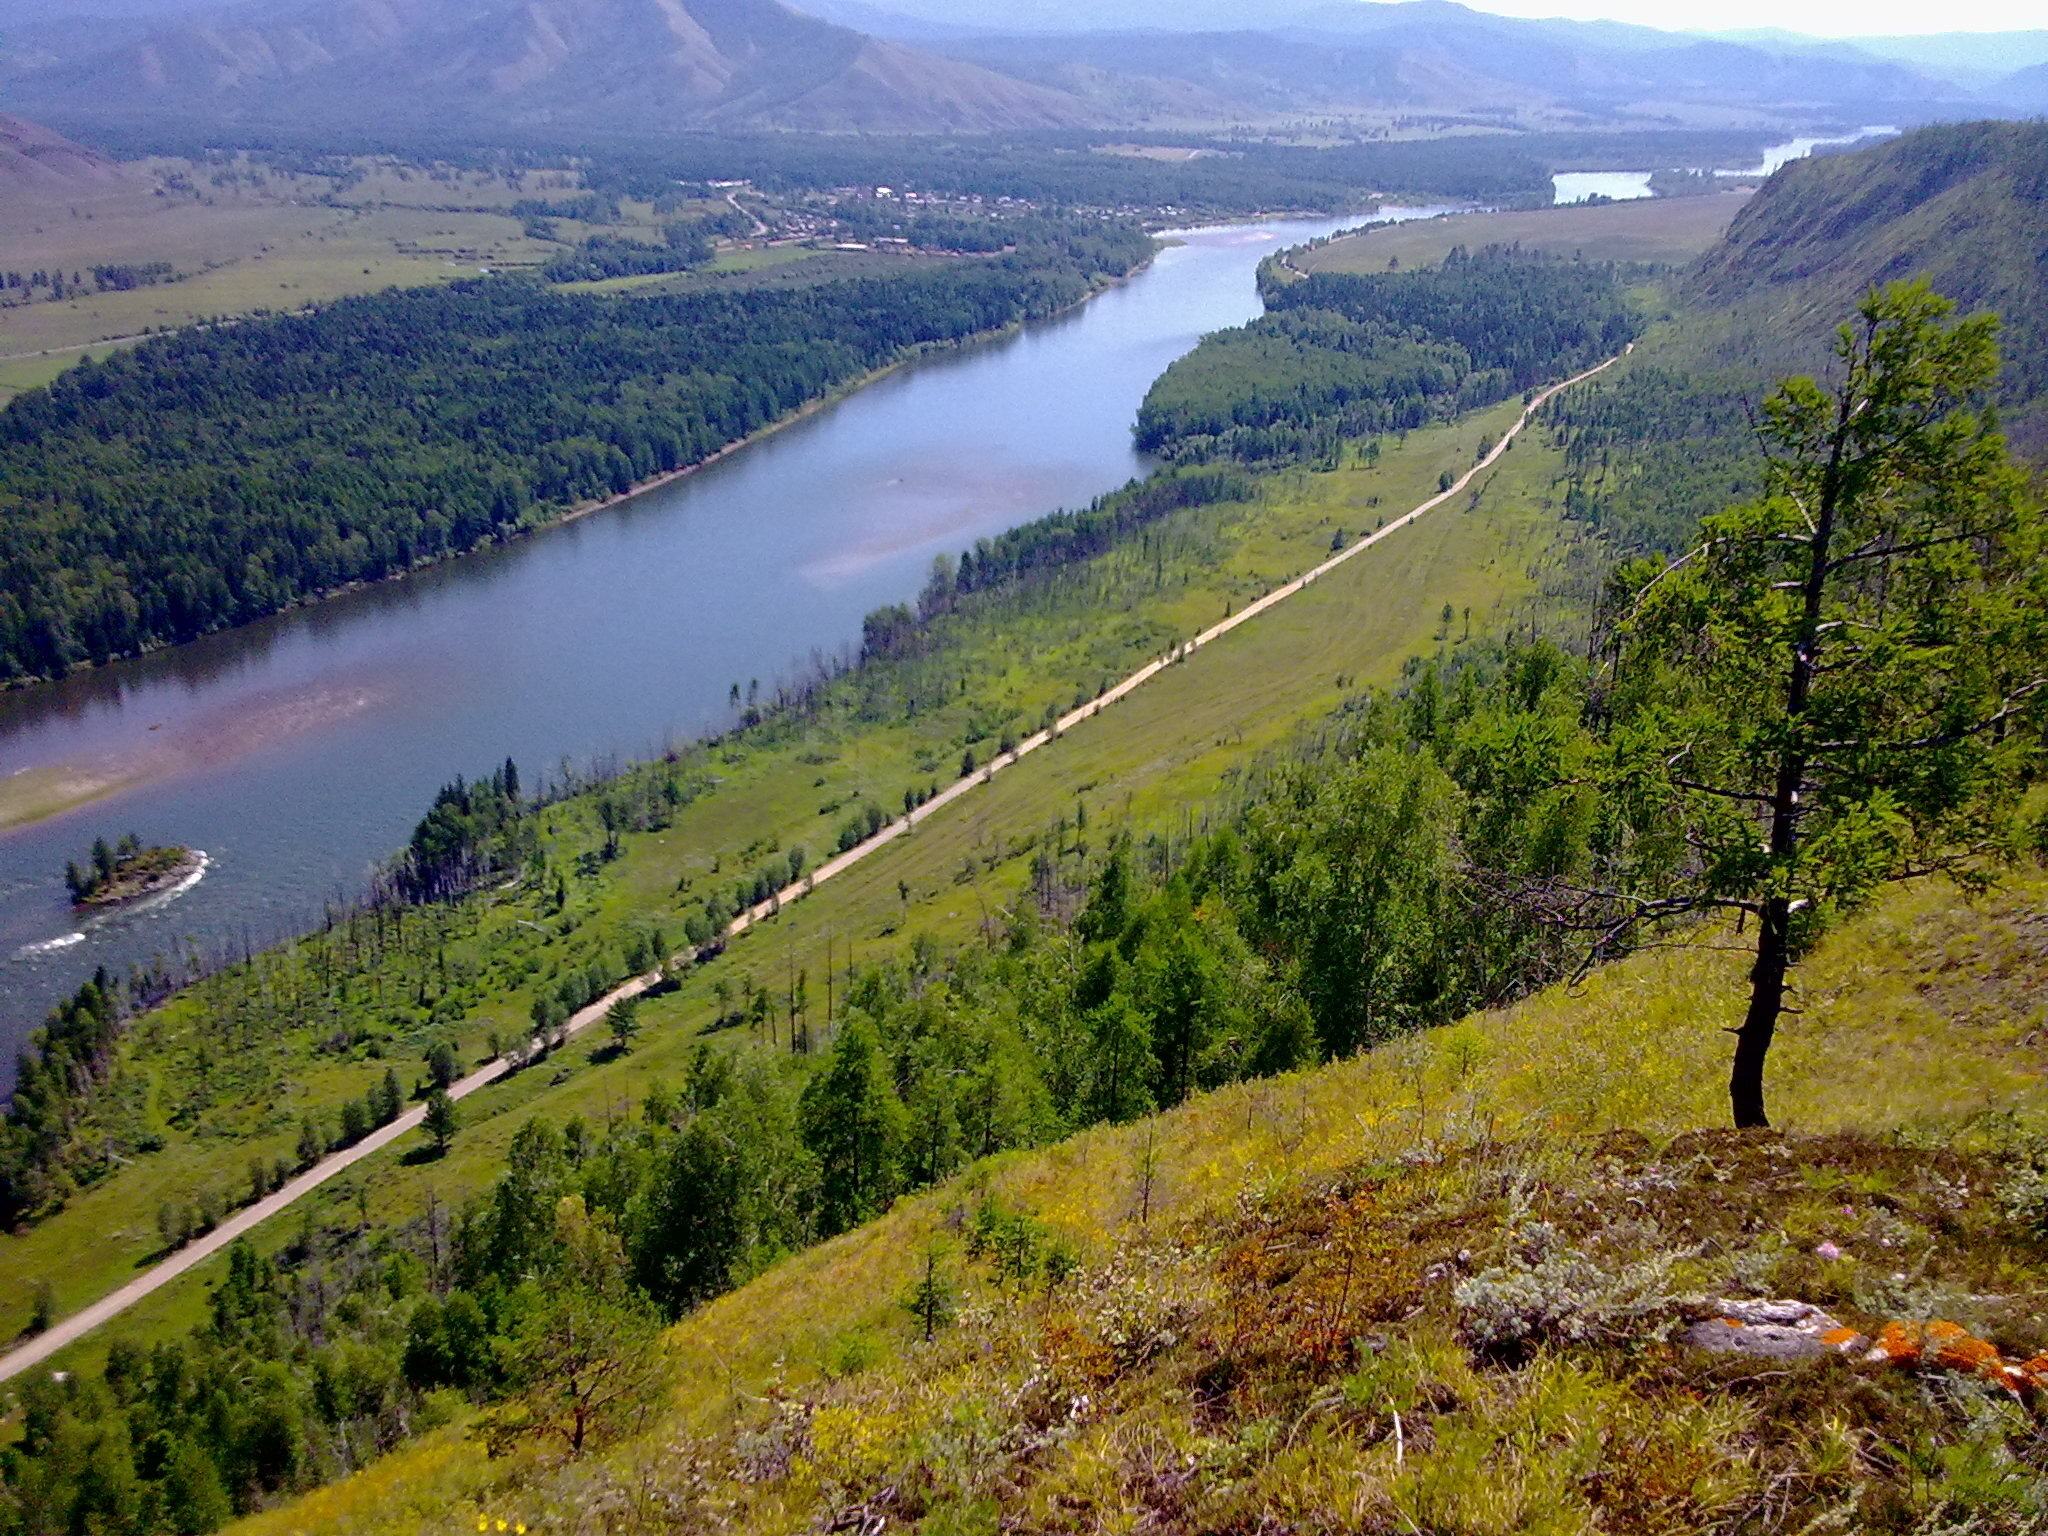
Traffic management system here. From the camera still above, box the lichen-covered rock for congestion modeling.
[1683,1303,2048,1407]
[1680,1298,1863,1360]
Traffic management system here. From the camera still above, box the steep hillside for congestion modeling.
[0,110,141,201]
[227,871,2048,1535]
[1688,119,2048,445]
[0,0,1099,133]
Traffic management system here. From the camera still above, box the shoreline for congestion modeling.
[72,847,208,911]
[0,345,1629,1383]
[0,260,1149,704]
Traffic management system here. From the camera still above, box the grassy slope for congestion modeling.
[0,395,1573,1354]
[234,864,2048,1533]
[1299,192,1751,275]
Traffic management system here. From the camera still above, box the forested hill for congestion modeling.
[1135,249,1639,466]
[0,219,1150,686]
[1687,119,2048,448]
[1546,121,2048,565]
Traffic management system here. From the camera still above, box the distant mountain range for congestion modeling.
[0,0,2035,137]
[0,0,1099,133]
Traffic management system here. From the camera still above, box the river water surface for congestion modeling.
[0,210,1445,1063]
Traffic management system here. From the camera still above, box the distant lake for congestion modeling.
[0,207,1456,1074]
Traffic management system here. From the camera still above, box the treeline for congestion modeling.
[1138,249,1641,465]
[0,972,125,1228]
[535,210,752,283]
[1542,364,1759,557]
[390,760,533,903]
[0,264,176,304]
[0,215,1151,684]
[860,465,1258,665]
[83,124,1563,214]
[537,228,714,283]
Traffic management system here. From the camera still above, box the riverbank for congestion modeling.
[0,761,141,834]
[552,259,1145,532]
[0,257,1149,717]
[0,261,1150,833]
[0,212,1377,1061]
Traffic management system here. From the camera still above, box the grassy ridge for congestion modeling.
[228,864,2048,1533]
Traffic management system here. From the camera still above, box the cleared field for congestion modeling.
[0,157,585,400]
[1301,189,1752,272]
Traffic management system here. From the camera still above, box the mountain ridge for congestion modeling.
[0,0,1104,132]
[1688,117,2048,446]
[0,0,1998,136]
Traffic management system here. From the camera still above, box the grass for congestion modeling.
[1299,190,1753,274]
[0,158,728,400]
[0,394,1572,1362]
[225,863,2048,1534]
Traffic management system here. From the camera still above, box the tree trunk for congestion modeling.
[1731,895,1792,1128]
[1730,323,1863,1127]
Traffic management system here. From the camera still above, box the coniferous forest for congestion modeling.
[0,217,1151,684]
[1136,249,1642,466]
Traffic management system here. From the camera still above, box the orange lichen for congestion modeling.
[1862,1320,2042,1404]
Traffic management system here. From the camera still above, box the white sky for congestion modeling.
[1460,0,2042,37]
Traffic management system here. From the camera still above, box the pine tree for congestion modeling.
[423,1088,460,1156]
[798,1020,905,1235]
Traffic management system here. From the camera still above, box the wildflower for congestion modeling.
[1814,1241,1842,1261]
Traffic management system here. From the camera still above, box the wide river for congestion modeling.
[0,210,1444,1063]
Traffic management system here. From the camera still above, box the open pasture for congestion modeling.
[1301,189,1752,273]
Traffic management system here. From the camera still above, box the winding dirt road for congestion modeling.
[0,345,1624,1385]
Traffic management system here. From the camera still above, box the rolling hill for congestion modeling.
[1996,60,2048,113]
[0,109,142,200]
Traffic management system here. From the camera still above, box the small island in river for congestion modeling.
[63,832,204,908]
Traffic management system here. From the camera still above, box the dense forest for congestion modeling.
[0,215,1150,684]
[1136,249,1642,465]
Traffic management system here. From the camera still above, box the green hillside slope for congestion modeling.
[1688,119,2048,448]
[229,869,2048,1535]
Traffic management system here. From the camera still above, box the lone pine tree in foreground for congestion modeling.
[1610,281,2047,1128]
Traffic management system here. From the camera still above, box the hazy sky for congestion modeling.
[1463,0,2040,36]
